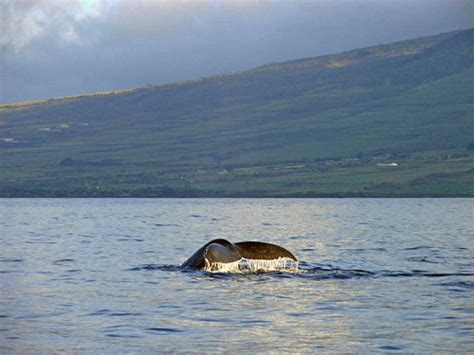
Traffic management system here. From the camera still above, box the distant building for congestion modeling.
[376,162,399,167]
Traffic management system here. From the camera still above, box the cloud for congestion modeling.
[1,0,472,103]
[1,0,254,53]
[0,0,102,53]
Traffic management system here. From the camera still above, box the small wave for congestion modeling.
[381,271,474,278]
[435,281,474,290]
[0,258,24,263]
[128,261,474,281]
[404,246,436,251]
[52,258,75,265]
[128,264,181,272]
[85,309,111,316]
[379,345,403,351]
[296,264,375,280]
[406,256,440,264]
[66,269,81,273]
[146,327,182,333]
[109,312,142,317]
[84,309,143,317]
[105,334,143,338]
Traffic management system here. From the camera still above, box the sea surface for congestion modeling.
[0,198,473,353]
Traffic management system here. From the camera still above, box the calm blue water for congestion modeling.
[0,198,473,353]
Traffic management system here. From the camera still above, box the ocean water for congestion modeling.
[0,198,472,353]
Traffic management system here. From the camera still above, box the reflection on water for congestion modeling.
[0,198,473,352]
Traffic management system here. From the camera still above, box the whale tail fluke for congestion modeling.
[235,241,297,261]
[182,239,297,271]
[181,239,237,269]
[204,243,242,266]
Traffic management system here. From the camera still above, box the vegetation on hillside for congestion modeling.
[0,28,473,197]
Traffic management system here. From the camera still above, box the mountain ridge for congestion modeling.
[1,28,467,107]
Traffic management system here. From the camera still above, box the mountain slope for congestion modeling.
[0,28,473,196]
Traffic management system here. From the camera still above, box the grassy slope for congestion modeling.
[0,28,473,197]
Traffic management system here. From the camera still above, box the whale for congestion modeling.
[181,239,297,270]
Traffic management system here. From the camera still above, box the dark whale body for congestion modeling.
[182,239,297,270]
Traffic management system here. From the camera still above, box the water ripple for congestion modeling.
[1,198,472,353]
[129,263,474,282]
[146,327,183,333]
[52,258,75,265]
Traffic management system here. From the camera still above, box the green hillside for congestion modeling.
[1,28,473,197]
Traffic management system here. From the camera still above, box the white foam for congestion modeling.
[204,257,299,273]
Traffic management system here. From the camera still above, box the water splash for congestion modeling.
[205,257,299,273]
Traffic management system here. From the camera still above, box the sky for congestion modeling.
[1,0,472,103]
